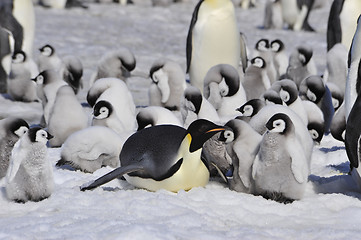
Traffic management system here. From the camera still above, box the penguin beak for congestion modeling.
[47,133,54,140]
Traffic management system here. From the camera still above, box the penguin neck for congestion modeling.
[204,0,230,8]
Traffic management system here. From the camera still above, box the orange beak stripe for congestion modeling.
[206,128,225,133]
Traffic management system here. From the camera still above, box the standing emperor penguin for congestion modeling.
[81,119,225,192]
[5,127,53,202]
[327,0,361,51]
[278,0,315,31]
[0,117,28,179]
[252,113,310,203]
[345,15,361,120]
[186,0,240,93]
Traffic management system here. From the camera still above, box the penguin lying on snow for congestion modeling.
[5,127,53,203]
[81,119,225,192]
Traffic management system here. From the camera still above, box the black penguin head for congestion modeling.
[28,127,53,144]
[218,125,235,144]
[255,38,270,51]
[263,90,283,105]
[12,50,26,63]
[9,118,29,138]
[251,57,266,69]
[136,108,155,131]
[303,75,325,103]
[219,64,240,97]
[183,86,202,114]
[187,119,225,153]
[266,113,294,135]
[279,80,298,105]
[308,122,324,144]
[297,47,313,66]
[32,70,58,85]
[93,100,113,119]
[271,39,285,53]
[39,44,55,57]
[149,62,164,83]
[236,99,265,117]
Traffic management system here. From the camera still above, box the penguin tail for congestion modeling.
[80,164,144,191]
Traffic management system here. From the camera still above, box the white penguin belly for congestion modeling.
[280,0,299,27]
[340,0,361,50]
[190,2,240,92]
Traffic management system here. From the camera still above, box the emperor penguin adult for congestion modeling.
[0,117,28,179]
[345,90,361,189]
[8,50,39,102]
[327,0,361,51]
[90,47,136,85]
[252,113,310,203]
[87,77,137,132]
[136,106,182,130]
[80,119,225,192]
[203,64,246,121]
[56,126,128,173]
[5,127,54,202]
[47,85,88,147]
[180,85,220,128]
[218,119,262,193]
[148,59,187,111]
[278,0,315,31]
[186,0,240,93]
[345,15,361,120]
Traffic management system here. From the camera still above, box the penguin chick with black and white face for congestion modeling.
[8,50,39,102]
[253,39,277,84]
[302,100,325,144]
[262,89,283,105]
[252,113,310,203]
[235,99,266,123]
[5,127,54,203]
[203,64,247,121]
[57,126,128,173]
[0,118,29,178]
[186,0,240,94]
[299,75,335,133]
[270,39,288,78]
[243,56,271,101]
[330,103,346,142]
[180,86,220,128]
[92,100,126,134]
[148,59,187,111]
[87,78,137,132]
[286,46,317,88]
[136,106,182,131]
[80,119,225,192]
[32,69,68,125]
[91,47,136,84]
[62,55,83,94]
[38,44,64,73]
[218,119,262,193]
[47,85,88,147]
[272,79,308,125]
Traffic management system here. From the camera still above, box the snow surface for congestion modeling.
[2,0,361,239]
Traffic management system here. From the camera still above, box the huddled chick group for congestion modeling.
[0,0,360,204]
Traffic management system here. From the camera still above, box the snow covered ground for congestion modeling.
[2,0,361,239]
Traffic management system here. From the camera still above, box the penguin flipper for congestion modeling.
[326,0,343,51]
[80,164,144,191]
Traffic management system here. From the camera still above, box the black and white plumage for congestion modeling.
[5,127,53,202]
[91,100,126,134]
[0,117,28,178]
[80,119,225,192]
[243,56,271,101]
[148,59,186,111]
[263,0,283,30]
[253,39,277,84]
[218,119,262,193]
[62,55,83,94]
[270,39,288,78]
[252,113,310,203]
[56,126,128,173]
[186,0,240,93]
[302,100,325,144]
[38,44,64,73]
[330,103,346,142]
[47,85,88,147]
[236,99,266,123]
[87,77,137,132]
[203,64,246,120]
[8,50,39,102]
[90,47,136,84]
[180,85,220,128]
[136,106,182,131]
[327,0,361,51]
[278,0,315,31]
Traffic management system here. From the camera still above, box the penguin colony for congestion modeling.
[0,0,360,205]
